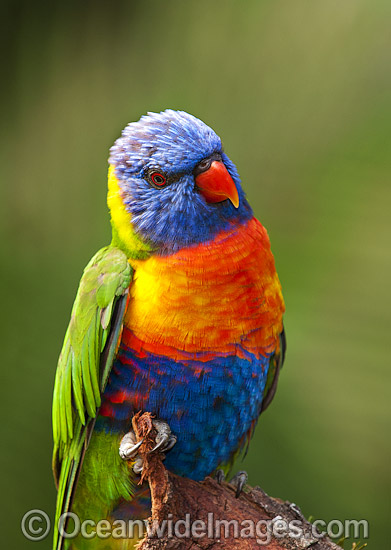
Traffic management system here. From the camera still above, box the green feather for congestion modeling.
[52,245,133,550]
[100,300,113,331]
[63,354,73,439]
[71,348,85,427]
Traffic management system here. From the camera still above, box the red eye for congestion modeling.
[150,172,167,187]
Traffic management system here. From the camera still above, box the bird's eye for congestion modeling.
[197,159,211,172]
[150,172,167,188]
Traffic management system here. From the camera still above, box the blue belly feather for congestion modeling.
[96,343,270,480]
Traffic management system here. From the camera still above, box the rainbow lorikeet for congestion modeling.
[52,110,286,549]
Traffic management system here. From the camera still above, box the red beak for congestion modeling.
[195,161,239,208]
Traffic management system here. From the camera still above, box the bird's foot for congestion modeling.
[214,469,226,484]
[149,419,177,454]
[214,469,248,497]
[119,430,143,461]
[119,419,177,474]
[230,470,248,498]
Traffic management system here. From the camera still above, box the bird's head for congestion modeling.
[108,110,252,257]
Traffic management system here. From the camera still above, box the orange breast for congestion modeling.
[123,217,284,361]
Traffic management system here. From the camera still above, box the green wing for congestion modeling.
[52,246,132,550]
[261,327,286,413]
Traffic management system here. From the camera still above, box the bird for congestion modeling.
[52,109,286,550]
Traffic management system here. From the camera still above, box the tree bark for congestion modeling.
[132,413,340,550]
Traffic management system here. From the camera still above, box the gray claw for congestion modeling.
[215,469,226,484]
[119,431,144,460]
[119,419,176,476]
[150,438,166,453]
[164,436,177,452]
[149,420,177,454]
[132,458,144,475]
[119,431,145,475]
[230,470,248,498]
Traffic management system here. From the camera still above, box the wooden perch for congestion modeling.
[132,413,341,550]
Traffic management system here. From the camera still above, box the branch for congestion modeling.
[132,413,341,550]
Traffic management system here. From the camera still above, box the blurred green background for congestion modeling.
[1,1,390,548]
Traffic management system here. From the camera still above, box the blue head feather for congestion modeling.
[109,110,252,254]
